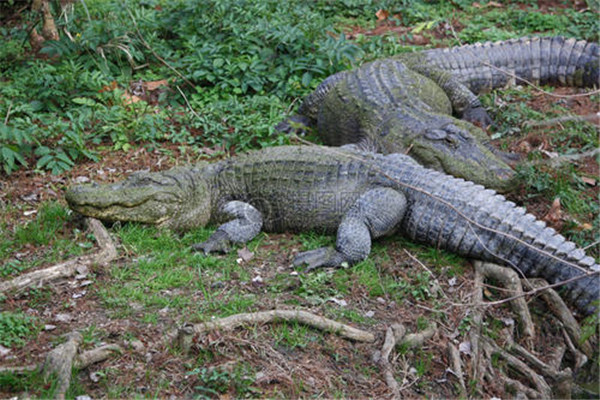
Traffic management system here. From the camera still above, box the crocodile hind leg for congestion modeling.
[192,201,263,254]
[293,187,407,271]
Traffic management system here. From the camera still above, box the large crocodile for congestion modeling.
[282,36,599,192]
[65,145,599,315]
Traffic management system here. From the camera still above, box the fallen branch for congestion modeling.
[447,343,466,398]
[523,278,593,357]
[482,337,553,398]
[75,344,123,369]
[0,218,117,294]
[475,261,535,340]
[169,310,375,353]
[523,114,599,128]
[372,322,437,399]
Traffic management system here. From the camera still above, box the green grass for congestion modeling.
[0,311,40,348]
[0,202,91,278]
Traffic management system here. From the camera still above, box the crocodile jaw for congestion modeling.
[409,139,517,192]
[65,175,212,231]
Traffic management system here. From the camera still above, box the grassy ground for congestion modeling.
[0,0,598,398]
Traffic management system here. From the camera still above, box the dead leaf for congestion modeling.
[376,9,389,21]
[99,81,118,93]
[582,176,597,186]
[580,223,593,230]
[488,1,503,7]
[543,197,563,228]
[145,79,169,91]
[122,92,142,104]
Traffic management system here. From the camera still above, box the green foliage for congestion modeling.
[1,0,596,175]
[0,311,39,348]
[187,363,256,399]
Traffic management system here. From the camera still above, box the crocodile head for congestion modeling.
[65,165,213,231]
[393,123,517,192]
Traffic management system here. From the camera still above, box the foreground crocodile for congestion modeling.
[283,36,599,192]
[65,145,599,315]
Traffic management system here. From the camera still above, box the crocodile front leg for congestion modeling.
[407,63,493,128]
[293,187,407,271]
[192,201,263,254]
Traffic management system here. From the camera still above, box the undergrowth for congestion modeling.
[0,0,597,174]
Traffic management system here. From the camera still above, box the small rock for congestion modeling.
[376,297,386,304]
[289,271,299,276]
[145,352,152,363]
[89,371,101,383]
[255,371,266,381]
[74,176,90,184]
[72,291,87,299]
[448,277,457,287]
[44,324,57,331]
[55,313,72,323]
[364,310,375,318]
[76,395,92,400]
[80,280,93,287]
[252,275,263,283]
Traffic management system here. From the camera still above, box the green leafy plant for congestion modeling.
[0,311,39,348]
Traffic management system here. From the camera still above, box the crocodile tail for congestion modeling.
[400,169,599,315]
[418,36,599,94]
[297,70,348,120]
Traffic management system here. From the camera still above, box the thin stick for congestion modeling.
[480,61,600,98]
[176,85,202,120]
[4,101,12,125]
[123,5,195,89]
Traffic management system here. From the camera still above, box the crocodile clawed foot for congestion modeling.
[191,230,231,254]
[292,247,343,272]
[461,105,493,130]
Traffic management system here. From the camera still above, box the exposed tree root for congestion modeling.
[372,322,437,399]
[523,278,593,357]
[447,342,467,398]
[474,261,535,340]
[169,309,376,354]
[0,218,117,295]
[465,261,595,399]
[2,332,122,399]
[41,331,83,400]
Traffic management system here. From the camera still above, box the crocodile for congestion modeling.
[65,145,599,315]
[282,36,599,192]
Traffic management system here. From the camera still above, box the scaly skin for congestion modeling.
[66,145,599,315]
[291,36,599,192]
